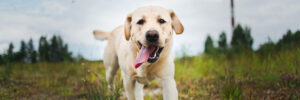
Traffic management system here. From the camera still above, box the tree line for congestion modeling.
[257,29,300,55]
[0,35,74,64]
[204,24,300,55]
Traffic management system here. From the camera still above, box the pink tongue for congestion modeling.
[133,46,156,69]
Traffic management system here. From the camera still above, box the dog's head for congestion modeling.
[125,6,184,68]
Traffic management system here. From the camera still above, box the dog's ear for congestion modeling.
[124,13,132,41]
[169,10,184,34]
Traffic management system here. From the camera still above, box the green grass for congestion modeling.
[1,49,300,99]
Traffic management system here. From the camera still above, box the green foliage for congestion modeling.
[7,43,14,62]
[49,36,60,62]
[1,48,300,99]
[46,35,73,62]
[222,64,243,100]
[1,24,300,99]
[82,66,122,100]
[0,54,8,64]
[0,61,122,99]
[174,48,300,99]
[0,35,75,64]
[1,63,13,82]
[204,35,216,54]
[244,26,253,49]
[0,55,3,64]
[257,29,300,57]
[205,24,254,55]
[218,32,228,53]
[256,38,276,56]
[279,73,300,89]
[209,26,300,58]
[222,82,243,100]
[39,36,49,61]
[28,39,37,63]
[230,24,253,52]
[15,41,28,62]
[276,29,300,50]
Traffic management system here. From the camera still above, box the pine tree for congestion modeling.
[295,30,300,44]
[257,37,276,55]
[63,44,73,61]
[57,36,64,61]
[49,35,59,62]
[244,26,253,49]
[230,24,253,51]
[231,24,244,50]
[204,35,215,54]
[16,40,28,62]
[38,36,49,62]
[0,54,3,64]
[218,32,227,52]
[7,43,14,62]
[56,36,73,61]
[38,35,73,62]
[276,30,299,50]
[28,39,37,63]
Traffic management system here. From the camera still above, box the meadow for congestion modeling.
[1,48,300,100]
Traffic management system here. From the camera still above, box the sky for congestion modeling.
[0,0,299,60]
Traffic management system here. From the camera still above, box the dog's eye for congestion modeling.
[158,18,166,24]
[137,19,145,25]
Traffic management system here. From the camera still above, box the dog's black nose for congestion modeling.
[146,30,159,42]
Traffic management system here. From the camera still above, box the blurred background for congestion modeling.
[0,0,300,99]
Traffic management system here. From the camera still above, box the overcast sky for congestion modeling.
[0,0,299,60]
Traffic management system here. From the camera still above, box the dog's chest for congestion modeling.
[133,65,156,84]
[134,74,155,84]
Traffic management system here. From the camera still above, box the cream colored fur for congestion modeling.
[93,6,184,100]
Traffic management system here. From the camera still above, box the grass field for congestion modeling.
[1,49,300,100]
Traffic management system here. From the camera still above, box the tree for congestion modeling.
[49,35,59,62]
[257,37,276,55]
[231,24,244,49]
[39,36,49,61]
[38,35,73,62]
[7,43,14,62]
[204,35,215,54]
[283,30,293,43]
[295,30,300,44]
[15,40,28,62]
[218,32,227,52]
[0,54,9,64]
[48,35,73,62]
[277,30,291,50]
[28,38,37,63]
[230,24,253,51]
[62,43,73,61]
[0,54,3,64]
[276,29,300,50]
[244,26,253,49]
[58,36,72,61]
[1,35,75,63]
[56,36,64,61]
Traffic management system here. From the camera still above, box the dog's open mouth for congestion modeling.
[133,42,164,69]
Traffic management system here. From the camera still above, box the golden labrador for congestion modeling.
[93,6,184,100]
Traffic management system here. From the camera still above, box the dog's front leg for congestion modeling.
[160,78,178,100]
[122,72,136,100]
[134,81,144,100]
